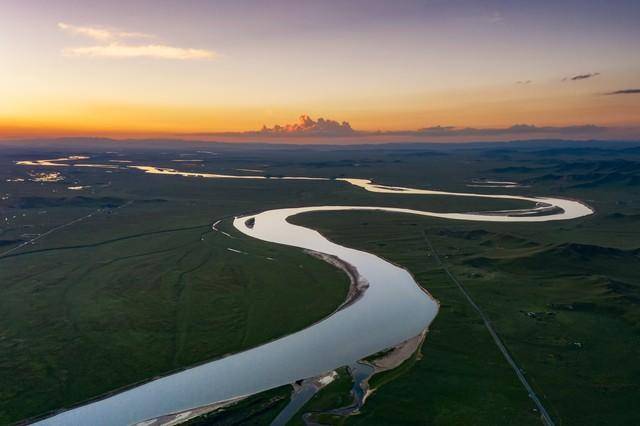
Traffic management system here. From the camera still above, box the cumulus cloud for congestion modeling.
[258,115,354,136]
[58,22,214,60]
[605,89,640,95]
[563,72,600,82]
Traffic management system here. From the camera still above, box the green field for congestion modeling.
[290,206,640,425]
[284,146,640,425]
[1,140,639,424]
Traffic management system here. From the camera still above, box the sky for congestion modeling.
[1,0,639,142]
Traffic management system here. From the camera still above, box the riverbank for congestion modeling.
[304,249,369,311]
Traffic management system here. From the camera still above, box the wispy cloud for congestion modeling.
[516,80,532,85]
[63,44,214,60]
[605,89,640,95]
[58,22,153,41]
[58,22,215,60]
[563,72,600,82]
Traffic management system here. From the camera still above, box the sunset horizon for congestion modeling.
[2,1,639,143]
[2,114,639,144]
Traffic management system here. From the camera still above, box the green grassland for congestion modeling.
[1,141,639,424]
[0,162,359,422]
[286,161,640,424]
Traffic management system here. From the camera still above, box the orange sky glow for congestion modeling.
[1,1,639,142]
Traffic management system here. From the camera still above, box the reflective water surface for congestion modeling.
[28,160,592,426]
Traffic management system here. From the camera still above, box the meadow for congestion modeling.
[1,139,638,424]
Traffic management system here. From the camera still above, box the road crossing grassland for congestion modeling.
[288,207,639,425]
[422,231,554,426]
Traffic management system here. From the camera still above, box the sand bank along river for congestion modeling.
[21,159,592,426]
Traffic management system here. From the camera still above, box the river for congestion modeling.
[20,159,592,426]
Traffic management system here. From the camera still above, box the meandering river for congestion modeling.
[22,159,593,426]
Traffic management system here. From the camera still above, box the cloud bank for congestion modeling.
[402,124,606,137]
[189,115,614,142]
[58,22,214,60]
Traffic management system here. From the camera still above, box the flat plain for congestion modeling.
[1,140,638,424]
